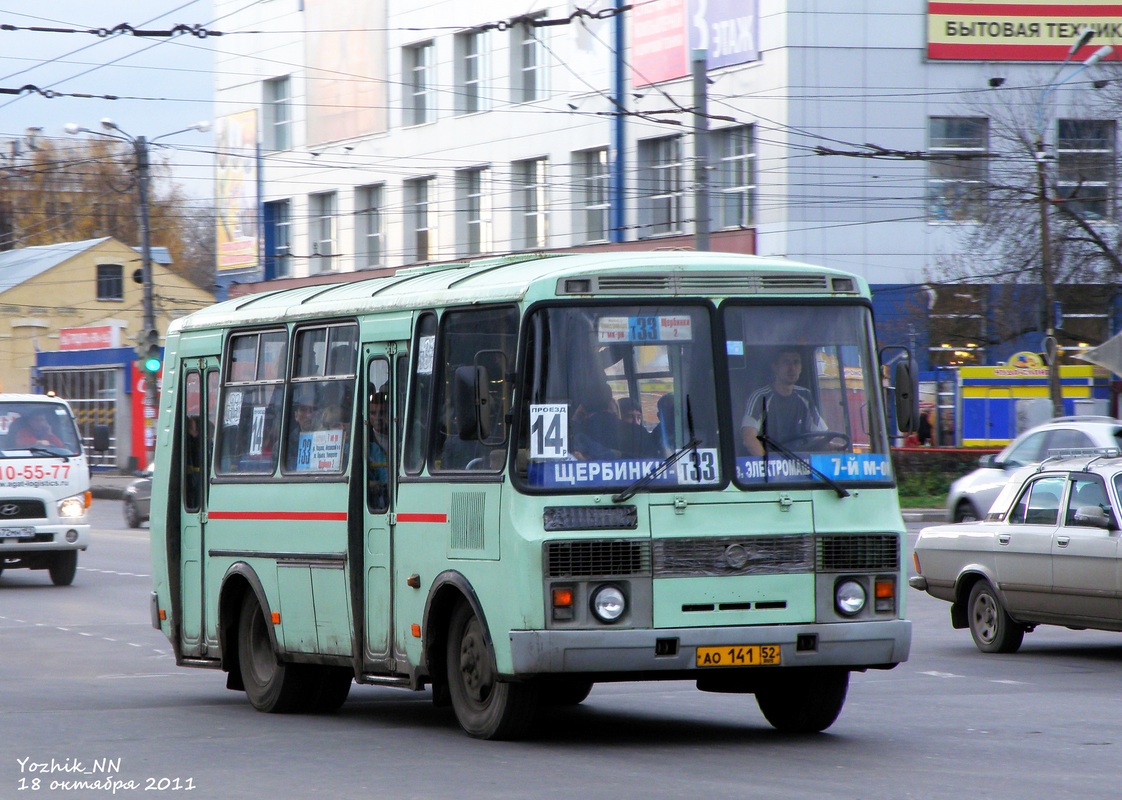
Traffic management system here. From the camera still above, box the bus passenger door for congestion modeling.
[361,349,402,674]
[179,362,219,657]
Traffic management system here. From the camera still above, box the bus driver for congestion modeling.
[740,347,827,456]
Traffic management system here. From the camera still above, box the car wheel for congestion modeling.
[755,668,849,734]
[967,581,1024,654]
[48,551,78,586]
[124,497,141,528]
[446,600,539,739]
[954,501,980,523]
[237,591,310,713]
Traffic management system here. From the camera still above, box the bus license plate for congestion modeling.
[695,645,781,668]
[0,527,35,539]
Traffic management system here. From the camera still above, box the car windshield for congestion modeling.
[0,401,84,457]
[722,303,894,487]
[515,304,720,493]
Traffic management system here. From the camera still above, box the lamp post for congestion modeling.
[1033,34,1112,417]
[64,118,209,464]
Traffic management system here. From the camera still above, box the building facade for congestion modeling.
[212,0,1122,374]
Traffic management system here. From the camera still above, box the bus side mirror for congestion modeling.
[894,360,918,433]
[453,365,492,441]
[92,425,111,452]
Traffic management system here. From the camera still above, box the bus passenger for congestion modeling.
[740,347,827,456]
[650,392,676,456]
[617,397,659,458]
[571,381,624,460]
[285,387,317,470]
[368,389,390,508]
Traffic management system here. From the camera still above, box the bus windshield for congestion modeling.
[723,303,893,487]
[516,304,720,493]
[0,400,83,457]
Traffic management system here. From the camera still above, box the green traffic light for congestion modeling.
[144,357,161,373]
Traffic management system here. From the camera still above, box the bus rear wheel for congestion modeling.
[237,592,309,713]
[49,551,77,586]
[446,601,539,739]
[755,668,849,733]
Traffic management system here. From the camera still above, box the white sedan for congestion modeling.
[910,454,1120,653]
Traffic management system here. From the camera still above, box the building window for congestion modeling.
[574,147,610,243]
[512,15,546,103]
[1058,119,1114,220]
[928,117,988,222]
[264,76,291,152]
[405,41,435,126]
[712,125,755,228]
[455,29,487,115]
[355,185,384,269]
[96,264,123,301]
[405,177,434,263]
[265,199,292,278]
[456,167,489,257]
[638,135,683,237]
[513,157,548,249]
[309,192,337,272]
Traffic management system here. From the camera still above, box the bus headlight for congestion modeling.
[58,495,87,519]
[590,584,626,623]
[835,579,866,616]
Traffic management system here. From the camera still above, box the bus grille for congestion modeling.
[653,535,814,577]
[815,534,899,572]
[0,500,47,520]
[545,540,651,578]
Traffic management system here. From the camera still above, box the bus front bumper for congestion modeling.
[508,619,911,674]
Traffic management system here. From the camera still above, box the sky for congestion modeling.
[0,1,216,199]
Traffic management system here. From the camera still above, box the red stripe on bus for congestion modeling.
[208,511,348,522]
[929,2,1122,14]
[397,513,448,523]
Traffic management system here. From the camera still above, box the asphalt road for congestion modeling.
[1,507,1120,800]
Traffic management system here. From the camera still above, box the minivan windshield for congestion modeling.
[0,401,84,457]
[515,304,720,493]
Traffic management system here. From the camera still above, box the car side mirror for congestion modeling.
[92,424,111,452]
[977,454,997,468]
[1074,505,1114,530]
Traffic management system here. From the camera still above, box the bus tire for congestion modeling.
[237,592,309,713]
[305,666,352,713]
[446,600,539,739]
[49,551,78,586]
[755,668,848,734]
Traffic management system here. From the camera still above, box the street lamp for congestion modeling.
[1033,32,1113,417]
[65,118,209,464]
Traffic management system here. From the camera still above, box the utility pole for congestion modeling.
[691,49,710,251]
[135,134,159,454]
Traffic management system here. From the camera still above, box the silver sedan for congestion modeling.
[912,454,1120,653]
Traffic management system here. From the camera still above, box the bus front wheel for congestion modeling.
[755,668,848,733]
[237,592,308,713]
[445,601,539,739]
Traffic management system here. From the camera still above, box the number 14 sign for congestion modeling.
[529,404,569,459]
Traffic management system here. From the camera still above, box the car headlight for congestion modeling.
[590,584,626,623]
[58,494,87,519]
[835,579,866,616]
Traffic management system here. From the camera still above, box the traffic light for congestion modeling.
[137,328,161,374]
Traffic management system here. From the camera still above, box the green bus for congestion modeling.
[149,251,916,739]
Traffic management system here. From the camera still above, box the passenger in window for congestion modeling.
[368,388,390,508]
[650,392,676,456]
[571,380,625,460]
[617,397,659,458]
[286,387,317,470]
[741,347,827,456]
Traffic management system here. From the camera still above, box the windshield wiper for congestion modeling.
[28,446,71,461]
[612,436,702,504]
[755,430,849,499]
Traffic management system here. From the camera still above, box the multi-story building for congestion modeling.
[212,0,1122,376]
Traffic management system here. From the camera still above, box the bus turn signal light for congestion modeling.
[874,577,895,613]
[552,586,574,621]
[271,612,281,625]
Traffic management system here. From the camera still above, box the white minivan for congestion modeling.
[0,394,91,585]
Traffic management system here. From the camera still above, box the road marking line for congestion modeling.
[920,670,964,678]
